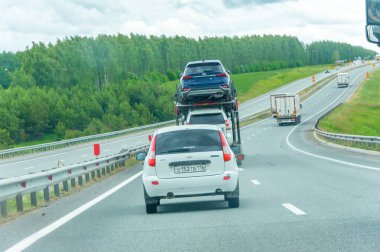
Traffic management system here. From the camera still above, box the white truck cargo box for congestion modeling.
[275,94,301,125]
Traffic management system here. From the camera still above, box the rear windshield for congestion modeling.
[189,113,224,124]
[156,129,222,155]
[184,63,224,76]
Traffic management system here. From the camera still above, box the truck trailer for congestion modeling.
[337,73,349,88]
[270,93,287,117]
[275,94,301,126]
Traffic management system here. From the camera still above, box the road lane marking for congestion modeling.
[5,171,143,252]
[286,70,380,172]
[282,203,306,215]
[250,180,261,185]
[24,167,34,170]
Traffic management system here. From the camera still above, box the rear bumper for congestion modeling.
[182,87,230,99]
[143,170,238,198]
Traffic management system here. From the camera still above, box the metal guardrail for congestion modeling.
[315,103,380,151]
[0,120,174,159]
[0,144,149,217]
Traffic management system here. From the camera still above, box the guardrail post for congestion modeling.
[107,166,110,174]
[85,173,90,183]
[44,187,50,202]
[102,168,106,176]
[16,194,23,212]
[91,171,96,180]
[63,180,69,192]
[1,201,7,217]
[71,178,76,188]
[78,175,83,186]
[111,164,115,172]
[97,169,101,178]
[31,192,37,206]
[54,184,60,197]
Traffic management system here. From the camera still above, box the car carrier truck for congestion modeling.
[175,99,244,165]
[275,94,301,126]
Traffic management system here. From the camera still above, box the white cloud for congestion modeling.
[0,0,378,52]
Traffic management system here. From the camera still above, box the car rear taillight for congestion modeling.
[219,84,228,88]
[182,87,191,91]
[225,120,231,130]
[182,75,192,80]
[216,73,228,77]
[219,131,231,162]
[147,135,157,167]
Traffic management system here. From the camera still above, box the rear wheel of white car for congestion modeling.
[144,187,158,214]
[146,203,157,214]
[226,182,239,208]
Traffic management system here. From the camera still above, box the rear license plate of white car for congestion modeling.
[174,164,206,173]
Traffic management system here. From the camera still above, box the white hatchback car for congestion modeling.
[137,124,239,214]
[185,108,233,146]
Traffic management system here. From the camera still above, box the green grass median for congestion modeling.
[318,69,380,136]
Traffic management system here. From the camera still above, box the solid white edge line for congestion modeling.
[285,70,380,172]
[282,203,306,215]
[5,171,143,252]
[250,179,261,185]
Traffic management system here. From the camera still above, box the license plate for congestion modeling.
[174,164,206,174]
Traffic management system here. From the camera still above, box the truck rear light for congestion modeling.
[147,135,157,167]
[182,87,191,91]
[182,75,192,80]
[236,154,245,160]
[219,131,231,162]
[225,120,231,130]
[216,73,227,77]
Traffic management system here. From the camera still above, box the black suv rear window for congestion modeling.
[184,63,223,75]
[156,129,221,155]
[189,113,224,124]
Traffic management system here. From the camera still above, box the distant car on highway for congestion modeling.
[176,60,236,103]
[185,108,233,145]
[136,124,239,214]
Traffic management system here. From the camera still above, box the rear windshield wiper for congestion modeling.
[159,148,193,154]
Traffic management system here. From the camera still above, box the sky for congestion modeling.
[0,0,379,53]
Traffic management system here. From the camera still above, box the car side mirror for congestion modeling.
[136,152,147,161]
[366,0,380,45]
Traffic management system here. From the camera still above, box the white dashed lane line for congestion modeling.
[282,203,306,215]
[250,180,261,185]
[238,168,244,172]
[24,167,34,170]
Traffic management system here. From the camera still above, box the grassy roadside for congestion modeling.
[318,69,380,137]
[233,65,329,102]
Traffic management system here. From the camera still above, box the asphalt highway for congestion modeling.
[1,64,380,251]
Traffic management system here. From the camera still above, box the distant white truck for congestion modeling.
[337,73,349,88]
[275,94,301,126]
[270,93,287,117]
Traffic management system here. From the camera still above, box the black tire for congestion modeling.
[146,203,157,214]
[226,182,239,208]
[228,197,239,208]
[237,159,242,166]
[144,186,158,214]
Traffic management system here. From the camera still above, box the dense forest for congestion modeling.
[0,34,376,148]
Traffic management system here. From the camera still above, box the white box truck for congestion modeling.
[270,93,287,117]
[275,94,301,126]
[337,73,349,88]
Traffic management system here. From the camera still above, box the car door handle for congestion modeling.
[210,155,220,157]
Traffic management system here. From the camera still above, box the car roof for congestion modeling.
[188,108,225,115]
[186,60,222,66]
[156,124,220,134]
